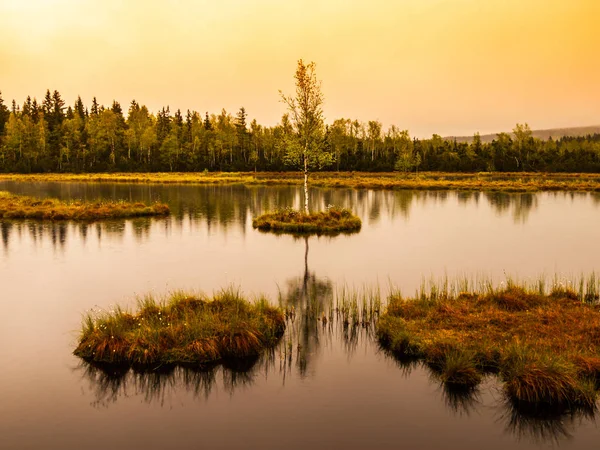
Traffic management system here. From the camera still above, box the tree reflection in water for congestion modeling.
[277,236,334,378]
[0,183,561,253]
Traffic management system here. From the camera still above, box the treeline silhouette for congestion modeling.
[1,90,599,173]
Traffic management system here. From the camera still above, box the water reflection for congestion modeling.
[438,383,482,417]
[0,181,577,248]
[77,234,371,406]
[497,400,596,445]
[5,181,600,449]
[278,237,334,377]
[0,186,574,254]
[384,353,597,445]
[486,192,539,224]
[78,354,272,409]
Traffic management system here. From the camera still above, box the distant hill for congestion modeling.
[446,125,600,143]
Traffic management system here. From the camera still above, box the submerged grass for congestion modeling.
[0,191,169,221]
[252,206,361,235]
[74,288,285,367]
[377,279,600,409]
[5,171,600,192]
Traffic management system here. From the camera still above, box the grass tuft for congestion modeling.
[74,289,285,367]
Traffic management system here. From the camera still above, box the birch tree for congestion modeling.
[280,59,332,213]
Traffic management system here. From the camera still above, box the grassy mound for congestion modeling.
[377,285,600,409]
[0,191,169,220]
[252,207,361,235]
[74,289,285,367]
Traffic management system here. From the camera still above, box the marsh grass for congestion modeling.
[334,285,382,328]
[0,191,169,221]
[252,206,361,235]
[74,288,285,367]
[5,171,600,192]
[378,276,600,409]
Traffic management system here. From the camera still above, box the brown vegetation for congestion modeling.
[74,289,285,367]
[0,191,169,220]
[378,284,600,408]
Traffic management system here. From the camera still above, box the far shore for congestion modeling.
[3,171,600,192]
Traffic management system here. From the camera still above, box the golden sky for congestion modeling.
[1,0,598,137]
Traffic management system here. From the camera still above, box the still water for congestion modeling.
[1,181,599,449]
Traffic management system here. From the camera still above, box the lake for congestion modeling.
[1,181,599,449]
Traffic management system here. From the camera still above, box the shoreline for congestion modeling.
[2,171,600,192]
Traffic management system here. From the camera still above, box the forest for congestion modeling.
[1,90,599,174]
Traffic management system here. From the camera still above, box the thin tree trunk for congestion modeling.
[303,150,309,214]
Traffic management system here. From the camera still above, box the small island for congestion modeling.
[74,289,285,366]
[377,284,600,409]
[0,191,170,221]
[252,206,362,235]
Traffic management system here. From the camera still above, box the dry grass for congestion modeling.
[4,171,600,192]
[378,284,600,408]
[252,206,361,235]
[0,191,169,220]
[74,289,285,367]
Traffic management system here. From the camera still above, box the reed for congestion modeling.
[334,284,382,328]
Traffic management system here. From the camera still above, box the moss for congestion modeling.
[0,191,169,221]
[377,286,600,407]
[252,207,361,235]
[74,289,285,367]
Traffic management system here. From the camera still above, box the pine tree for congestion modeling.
[51,90,65,125]
[156,107,171,144]
[235,107,248,162]
[235,107,247,131]
[91,97,99,116]
[204,112,212,131]
[75,96,85,120]
[31,99,40,123]
[42,90,53,116]
[22,96,32,117]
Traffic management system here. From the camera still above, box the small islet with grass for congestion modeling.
[74,289,286,367]
[252,206,361,235]
[0,191,169,221]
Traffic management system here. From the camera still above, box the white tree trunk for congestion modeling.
[303,151,309,214]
